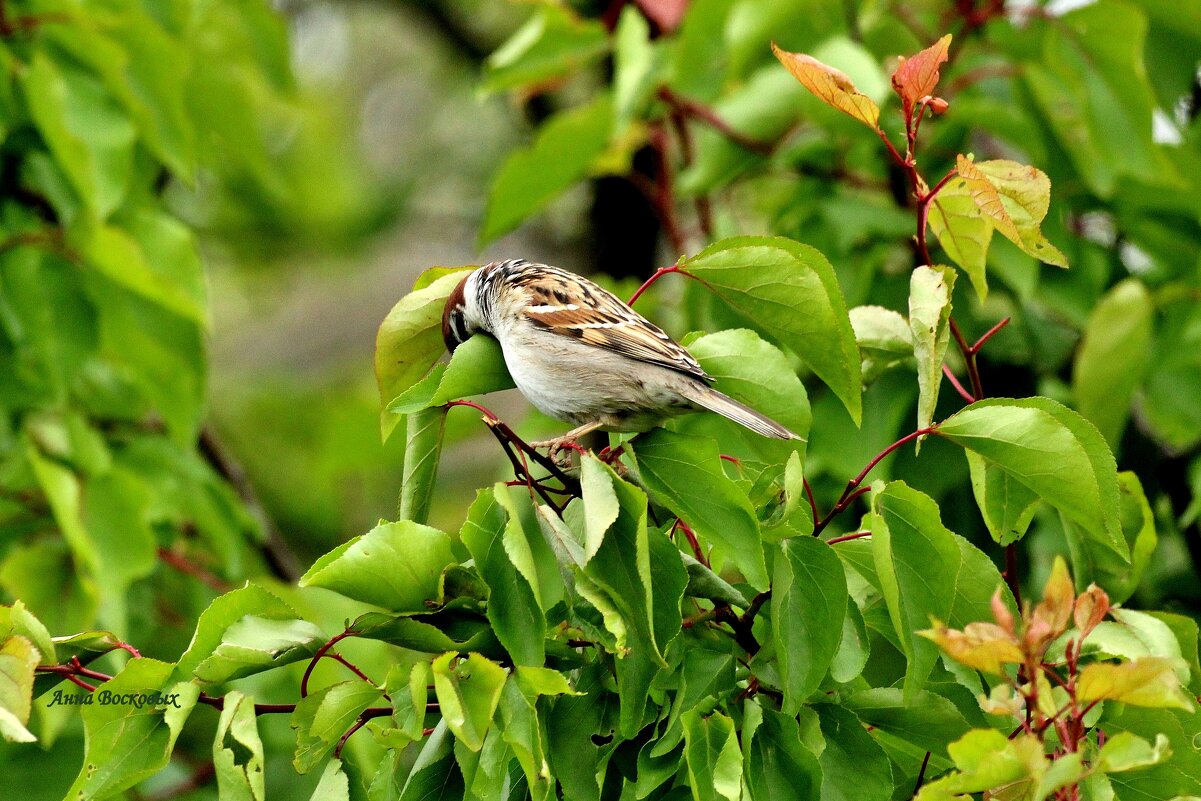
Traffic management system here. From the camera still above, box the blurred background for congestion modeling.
[196,0,547,559]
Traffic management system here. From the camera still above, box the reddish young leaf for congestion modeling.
[634,0,687,32]
[892,34,952,117]
[1073,584,1110,638]
[772,43,880,131]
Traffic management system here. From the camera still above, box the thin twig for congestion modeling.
[826,531,872,545]
[157,546,232,592]
[657,87,776,156]
[912,751,933,797]
[942,363,976,403]
[649,123,687,254]
[813,427,936,535]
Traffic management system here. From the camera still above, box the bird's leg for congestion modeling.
[531,421,604,461]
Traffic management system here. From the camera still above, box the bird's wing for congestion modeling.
[518,267,712,383]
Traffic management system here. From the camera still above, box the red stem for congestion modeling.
[948,317,984,400]
[826,531,872,545]
[673,518,709,567]
[657,87,775,156]
[971,316,1010,353]
[942,363,976,403]
[157,546,231,592]
[301,631,353,697]
[813,427,936,535]
[628,264,679,306]
[802,477,819,528]
[446,399,499,421]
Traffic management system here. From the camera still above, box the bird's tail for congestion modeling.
[678,383,801,440]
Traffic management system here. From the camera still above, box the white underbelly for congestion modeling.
[494,327,690,430]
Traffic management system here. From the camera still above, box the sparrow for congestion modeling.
[441,259,800,446]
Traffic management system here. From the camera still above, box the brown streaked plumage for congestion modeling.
[441,259,800,443]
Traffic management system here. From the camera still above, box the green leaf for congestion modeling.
[192,616,324,684]
[299,519,459,612]
[349,612,498,656]
[493,484,564,615]
[1063,471,1156,603]
[612,6,660,132]
[46,12,197,179]
[85,278,206,443]
[680,551,750,608]
[386,335,515,415]
[742,703,823,801]
[70,210,207,325]
[396,406,447,525]
[399,721,464,801]
[480,96,613,245]
[20,51,136,217]
[1073,279,1154,448]
[498,671,572,801]
[460,489,545,666]
[850,305,914,383]
[0,636,39,743]
[629,428,766,589]
[936,397,1122,551]
[915,731,1057,801]
[82,467,159,634]
[213,691,266,800]
[680,328,810,462]
[966,450,1040,546]
[830,597,870,683]
[432,652,507,752]
[375,267,475,439]
[0,601,56,667]
[871,481,1014,697]
[682,709,743,801]
[1097,731,1172,774]
[292,681,383,773]
[843,688,972,757]
[2,545,97,644]
[674,646,735,718]
[64,658,200,801]
[954,156,1068,267]
[684,236,862,423]
[497,682,558,801]
[176,584,300,679]
[928,179,995,300]
[579,455,686,666]
[771,537,847,713]
[0,248,97,405]
[1024,0,1174,198]
[1082,608,1186,670]
[482,5,609,93]
[311,759,351,801]
[909,265,956,437]
[547,687,610,801]
[1140,304,1201,451]
[579,454,620,564]
[1077,657,1194,711]
[1102,706,1201,800]
[816,703,893,801]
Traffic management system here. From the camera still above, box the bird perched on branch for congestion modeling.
[442,259,800,448]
